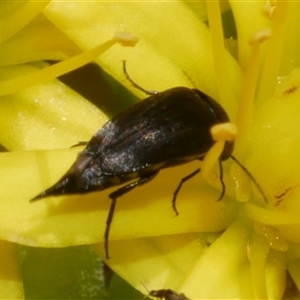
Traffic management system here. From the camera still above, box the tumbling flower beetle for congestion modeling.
[149,289,190,300]
[31,62,267,259]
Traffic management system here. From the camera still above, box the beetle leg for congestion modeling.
[172,169,200,216]
[70,141,89,148]
[198,157,226,202]
[104,171,159,259]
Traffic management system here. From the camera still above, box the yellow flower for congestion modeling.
[0,1,300,299]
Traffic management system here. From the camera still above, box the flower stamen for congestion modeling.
[235,29,271,155]
[205,0,231,110]
[257,1,289,104]
[0,32,138,97]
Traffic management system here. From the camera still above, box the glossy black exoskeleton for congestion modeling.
[31,63,236,259]
[149,289,190,300]
[31,86,233,258]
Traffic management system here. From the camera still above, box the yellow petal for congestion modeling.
[180,219,252,299]
[265,250,286,299]
[94,233,207,294]
[288,258,300,293]
[0,151,237,247]
[230,1,270,69]
[0,64,107,150]
[0,241,23,299]
[0,0,50,43]
[0,14,81,66]
[44,1,241,109]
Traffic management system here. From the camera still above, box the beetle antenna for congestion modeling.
[140,282,151,300]
[230,155,268,203]
[122,60,157,96]
[217,158,226,201]
[182,71,197,89]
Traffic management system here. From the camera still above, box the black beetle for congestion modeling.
[31,62,266,259]
[149,289,190,300]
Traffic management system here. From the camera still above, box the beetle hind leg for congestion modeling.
[104,171,158,259]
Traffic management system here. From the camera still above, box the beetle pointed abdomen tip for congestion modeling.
[30,174,80,202]
[30,182,67,202]
[30,191,49,202]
